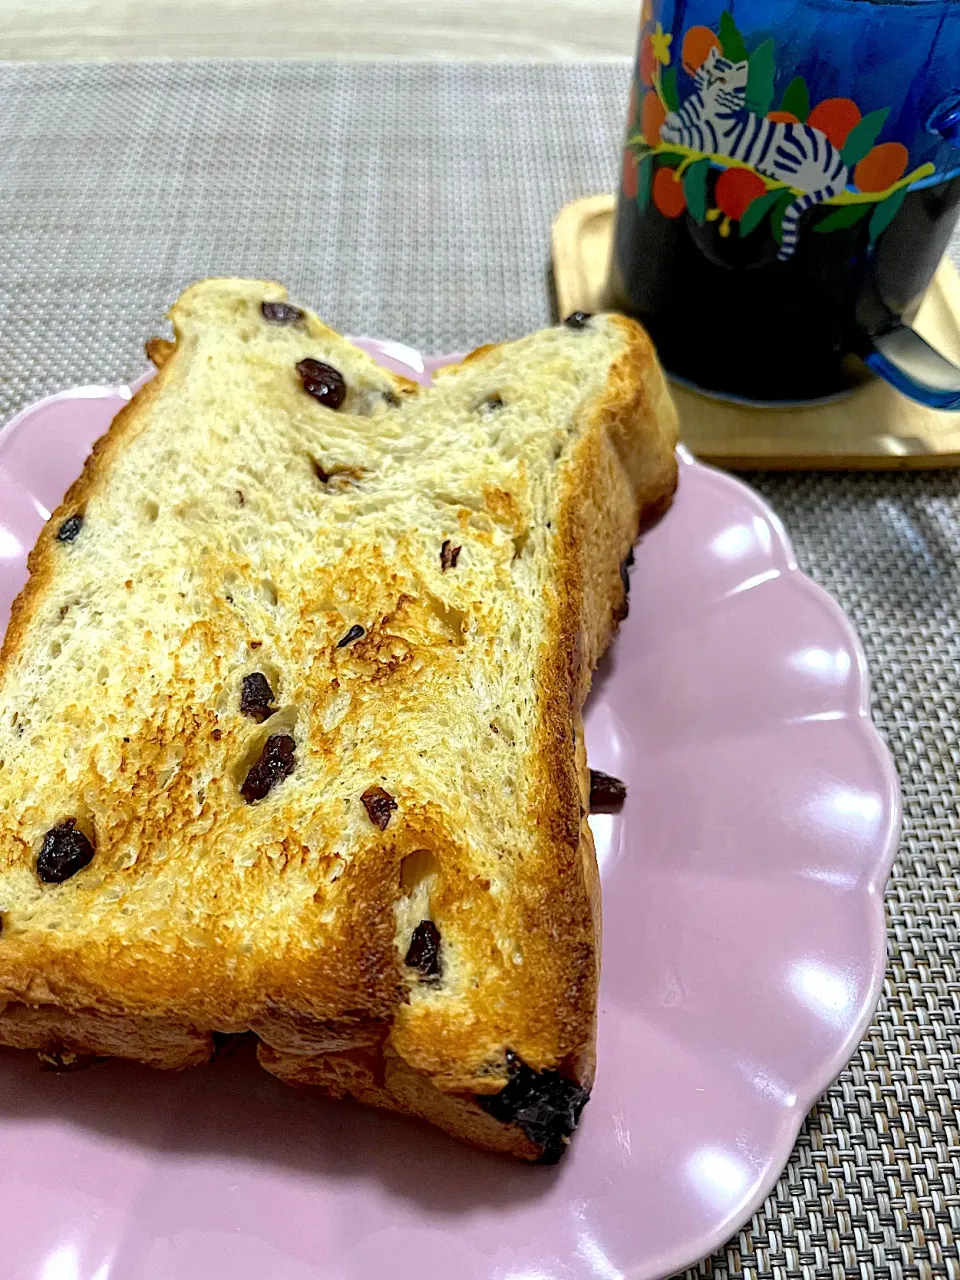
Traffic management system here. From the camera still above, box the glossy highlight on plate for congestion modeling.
[0,342,900,1280]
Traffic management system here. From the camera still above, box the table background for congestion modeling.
[0,58,958,1280]
[0,0,637,61]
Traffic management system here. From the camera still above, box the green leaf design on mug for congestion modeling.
[841,108,891,167]
[738,188,782,238]
[683,158,711,224]
[814,203,872,233]
[718,10,747,62]
[779,76,810,122]
[661,67,680,114]
[770,190,795,246]
[636,154,654,212]
[868,187,908,243]
[745,40,776,117]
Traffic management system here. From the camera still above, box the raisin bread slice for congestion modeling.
[0,279,677,1161]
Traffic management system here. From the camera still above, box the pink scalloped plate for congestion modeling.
[0,340,900,1280]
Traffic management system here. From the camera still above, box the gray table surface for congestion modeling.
[0,60,958,1280]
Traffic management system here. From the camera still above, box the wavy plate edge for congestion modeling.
[639,444,902,1280]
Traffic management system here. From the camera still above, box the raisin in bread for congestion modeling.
[0,279,678,1161]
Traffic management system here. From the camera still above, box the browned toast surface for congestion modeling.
[0,280,677,1159]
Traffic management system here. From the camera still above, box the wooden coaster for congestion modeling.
[552,194,960,470]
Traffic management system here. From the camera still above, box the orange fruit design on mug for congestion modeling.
[854,142,909,192]
[622,151,639,201]
[807,98,861,148]
[767,111,800,124]
[639,35,658,87]
[642,92,667,147]
[715,169,768,220]
[681,26,721,76]
[653,168,687,218]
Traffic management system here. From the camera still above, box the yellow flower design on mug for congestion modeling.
[651,23,672,65]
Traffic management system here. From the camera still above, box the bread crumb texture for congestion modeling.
[0,279,677,1157]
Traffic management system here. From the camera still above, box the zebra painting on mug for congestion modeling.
[660,46,848,260]
[612,0,960,404]
[621,5,941,260]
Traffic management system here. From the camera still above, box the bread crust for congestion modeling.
[0,282,677,1159]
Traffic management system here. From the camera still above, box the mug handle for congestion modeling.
[862,95,960,410]
[865,324,960,411]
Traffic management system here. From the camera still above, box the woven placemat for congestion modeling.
[1,60,958,1280]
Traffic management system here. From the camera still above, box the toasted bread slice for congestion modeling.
[0,280,677,1161]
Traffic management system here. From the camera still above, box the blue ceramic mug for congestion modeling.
[607,0,960,407]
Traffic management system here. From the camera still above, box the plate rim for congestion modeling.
[638,444,901,1278]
